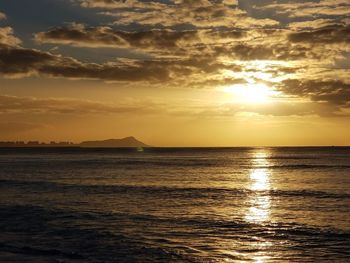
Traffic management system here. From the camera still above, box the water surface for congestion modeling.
[0,147,349,262]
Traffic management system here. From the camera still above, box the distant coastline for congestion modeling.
[0,136,150,148]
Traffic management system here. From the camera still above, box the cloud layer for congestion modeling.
[80,0,278,28]
[0,0,349,118]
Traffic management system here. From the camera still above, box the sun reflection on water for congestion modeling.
[244,150,273,262]
[245,150,272,223]
[250,169,270,191]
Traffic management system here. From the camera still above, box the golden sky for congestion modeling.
[0,0,349,146]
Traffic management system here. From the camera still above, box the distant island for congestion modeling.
[0,136,150,148]
[80,137,150,148]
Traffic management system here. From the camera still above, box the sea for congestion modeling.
[0,147,349,262]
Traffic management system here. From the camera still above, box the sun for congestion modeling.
[223,82,277,104]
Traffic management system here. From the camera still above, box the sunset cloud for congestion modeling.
[0,46,173,81]
[288,19,338,30]
[0,27,21,47]
[81,0,278,28]
[0,95,161,115]
[258,0,350,18]
[34,24,246,51]
[80,0,167,10]
[0,12,6,20]
[34,23,129,48]
[288,25,350,44]
[281,79,350,107]
[0,94,334,119]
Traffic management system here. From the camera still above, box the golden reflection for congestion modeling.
[250,169,270,191]
[245,151,271,223]
[246,196,270,223]
[243,150,273,262]
[253,256,270,263]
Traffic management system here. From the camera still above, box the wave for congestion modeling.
[254,164,350,169]
[1,204,349,262]
[1,204,349,247]
[1,179,349,200]
[0,204,197,262]
[2,157,350,171]
[0,242,85,260]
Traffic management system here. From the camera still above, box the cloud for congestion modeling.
[80,0,168,10]
[0,95,162,115]
[0,47,62,78]
[2,35,251,84]
[288,19,338,30]
[219,101,340,117]
[3,23,349,114]
[280,79,350,107]
[4,25,349,107]
[0,46,176,81]
[35,24,346,63]
[0,94,333,119]
[37,26,324,78]
[34,23,129,48]
[34,23,246,57]
[210,31,335,61]
[0,12,6,20]
[258,0,350,18]
[0,27,22,47]
[165,99,344,118]
[2,0,349,119]
[288,25,350,45]
[81,0,278,28]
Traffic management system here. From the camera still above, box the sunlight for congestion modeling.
[246,194,271,222]
[223,83,276,104]
[245,150,272,223]
[240,150,273,262]
[250,169,270,191]
[245,168,271,223]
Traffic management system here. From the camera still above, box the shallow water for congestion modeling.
[0,147,349,262]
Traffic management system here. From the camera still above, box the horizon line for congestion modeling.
[0,145,349,148]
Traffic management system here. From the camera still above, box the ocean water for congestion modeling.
[0,147,349,262]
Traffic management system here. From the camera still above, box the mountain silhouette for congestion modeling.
[79,136,150,148]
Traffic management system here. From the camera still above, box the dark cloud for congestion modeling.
[258,0,350,18]
[35,24,338,62]
[231,44,275,60]
[289,25,350,44]
[34,24,246,54]
[81,0,278,28]
[0,47,55,77]
[281,79,350,107]
[40,59,172,82]
[0,46,172,81]
[34,23,128,48]
[2,36,250,84]
[212,41,322,61]
[80,0,168,10]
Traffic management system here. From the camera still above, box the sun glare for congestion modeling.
[223,83,276,104]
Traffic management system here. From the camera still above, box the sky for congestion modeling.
[0,0,349,146]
